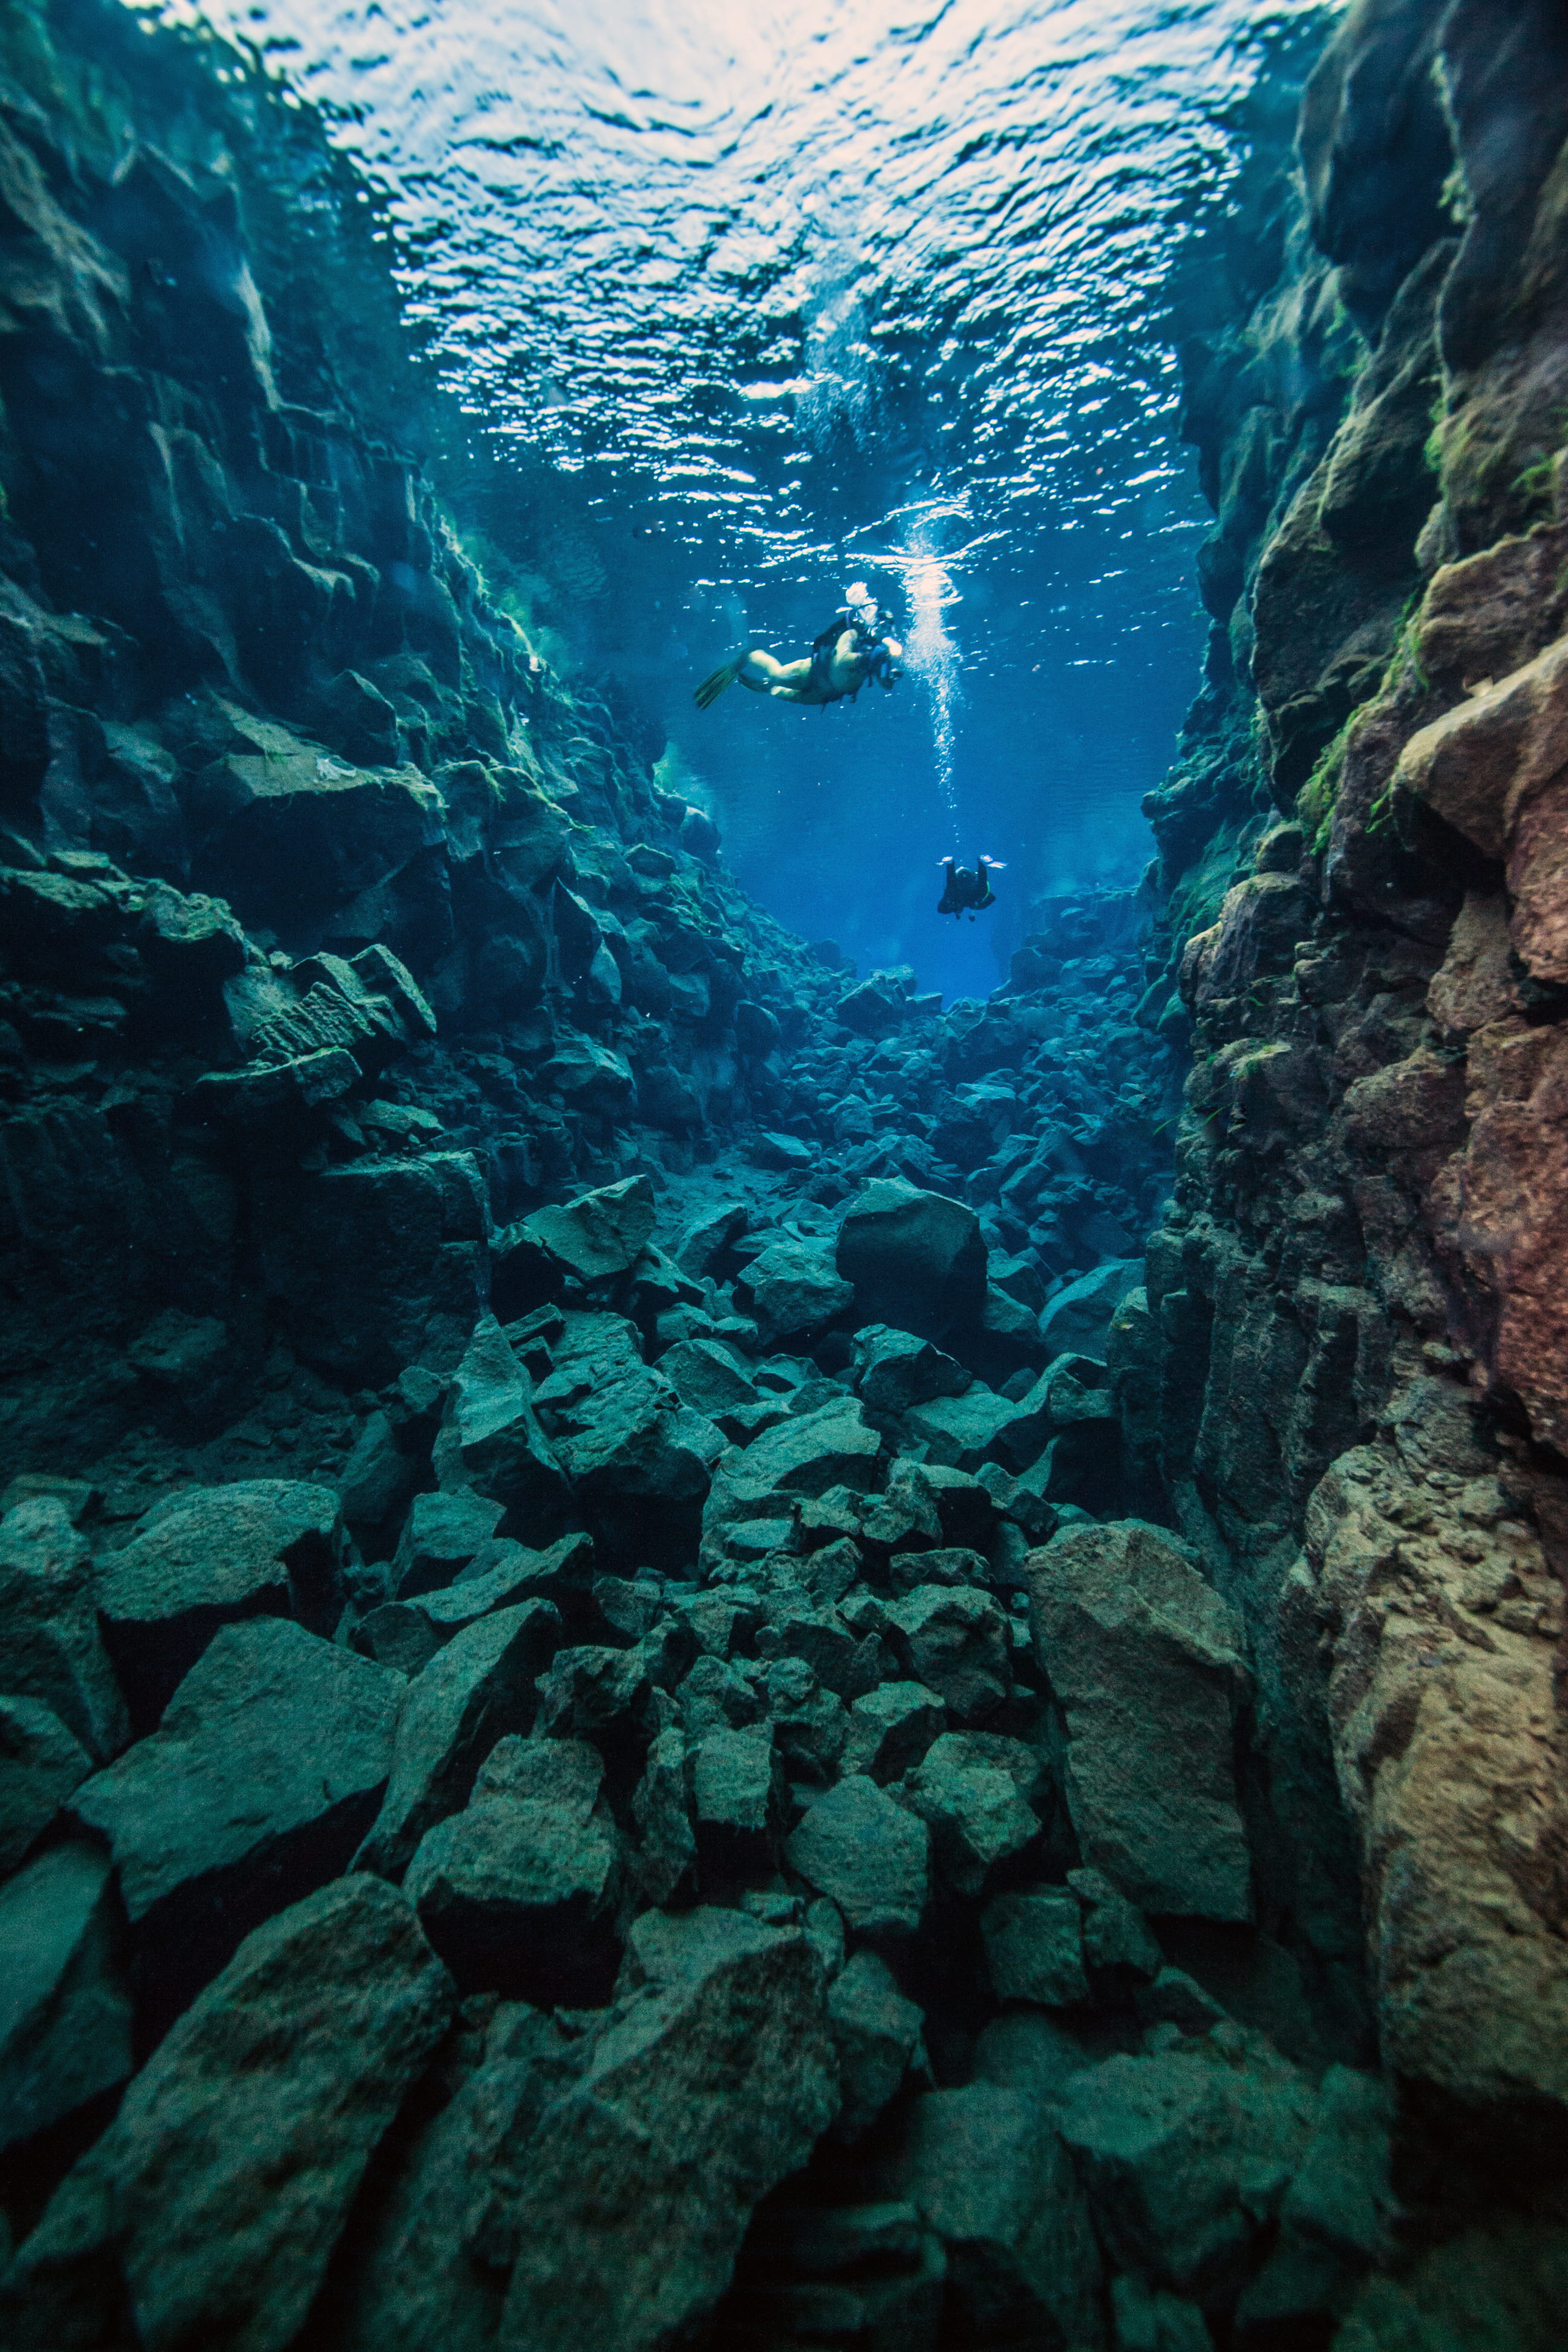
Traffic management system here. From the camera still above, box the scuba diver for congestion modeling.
[938,856,1004,920]
[694,582,903,711]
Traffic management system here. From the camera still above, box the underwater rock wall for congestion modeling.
[1134,0,1568,2227]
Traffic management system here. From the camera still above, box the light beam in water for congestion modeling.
[890,528,964,851]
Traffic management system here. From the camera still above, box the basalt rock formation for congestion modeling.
[2,0,1568,2347]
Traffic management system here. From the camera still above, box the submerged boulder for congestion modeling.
[835,1178,987,1342]
[1030,1521,1252,1921]
[1,1878,454,2352]
[71,1618,402,2028]
[95,1478,346,1730]
[497,1907,837,2349]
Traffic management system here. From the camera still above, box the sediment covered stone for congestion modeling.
[0,1496,128,1762]
[0,1841,134,2155]
[1,1877,454,2352]
[95,1478,345,1728]
[519,1174,656,1282]
[1030,1521,1252,1921]
[405,1735,622,2002]
[497,1907,837,2350]
[71,1618,402,2024]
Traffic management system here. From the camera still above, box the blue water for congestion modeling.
[161,0,1325,996]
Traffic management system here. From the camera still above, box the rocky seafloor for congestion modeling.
[4,0,1568,2346]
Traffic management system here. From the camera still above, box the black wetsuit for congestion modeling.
[938,858,997,918]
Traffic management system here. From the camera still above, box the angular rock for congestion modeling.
[673,1201,748,1279]
[96,1478,345,1729]
[534,1327,723,1506]
[0,1497,128,1762]
[883,1584,1010,1721]
[1030,1521,1252,1920]
[0,1695,92,1876]
[889,1544,990,1594]
[336,2002,589,2352]
[981,1889,1089,2007]
[786,1774,930,1938]
[338,1410,417,1530]
[1069,1865,1165,1978]
[756,1595,882,1699]
[1055,2025,1319,2296]
[898,2085,1105,2350]
[354,1598,563,1880]
[405,1736,622,2002]
[71,1618,402,2027]
[705,1397,881,1525]
[828,1947,928,2141]
[691,1722,781,1870]
[842,1680,946,1784]
[1,1877,453,2352]
[852,1322,973,1417]
[633,1724,697,1903]
[430,1313,569,1524]
[1038,1259,1144,1361]
[899,1733,1045,1898]
[520,1174,656,1282]
[0,1843,133,2155]
[740,1240,854,1345]
[498,1908,837,2349]
[661,1336,757,1418]
[391,1490,523,1597]
[836,1178,987,1342]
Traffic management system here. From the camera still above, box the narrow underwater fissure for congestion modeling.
[3,2,1568,2350]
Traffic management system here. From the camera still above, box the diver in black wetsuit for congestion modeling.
[937,856,1004,919]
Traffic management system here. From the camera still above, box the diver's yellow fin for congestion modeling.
[693,653,745,710]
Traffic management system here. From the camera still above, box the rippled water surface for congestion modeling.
[171,0,1328,989]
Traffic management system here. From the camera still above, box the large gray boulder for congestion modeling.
[95,1478,345,1728]
[836,1178,987,1342]
[0,1695,92,1875]
[532,1314,723,1506]
[898,2085,1105,2350]
[739,1241,854,1347]
[518,1174,656,1282]
[405,1736,622,2002]
[0,1843,133,2155]
[354,1598,563,1880]
[431,1314,569,1522]
[786,1774,930,1937]
[71,1618,402,2027]
[0,1497,128,1761]
[883,1584,1011,1722]
[1055,2026,1320,2297]
[705,1398,881,1526]
[1,1877,454,2352]
[1030,1520,1253,1921]
[497,1907,838,2348]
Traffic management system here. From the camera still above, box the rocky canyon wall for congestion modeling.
[1130,0,1568,2250]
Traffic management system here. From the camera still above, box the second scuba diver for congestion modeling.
[938,857,1004,919]
[694,583,903,711]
